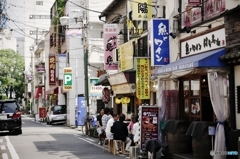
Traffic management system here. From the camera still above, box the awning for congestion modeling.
[155,48,226,75]
[46,86,58,95]
[34,87,42,99]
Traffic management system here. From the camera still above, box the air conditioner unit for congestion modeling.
[112,48,119,64]
[129,83,136,93]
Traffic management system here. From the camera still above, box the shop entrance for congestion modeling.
[180,75,214,122]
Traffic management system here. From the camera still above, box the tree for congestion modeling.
[0,49,25,99]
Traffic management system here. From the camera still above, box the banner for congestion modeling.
[136,58,150,99]
[49,54,56,85]
[119,40,134,71]
[103,24,119,70]
[132,0,152,20]
[150,19,170,66]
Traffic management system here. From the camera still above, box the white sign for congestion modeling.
[112,83,134,95]
[89,86,105,96]
[107,72,127,85]
[181,28,226,57]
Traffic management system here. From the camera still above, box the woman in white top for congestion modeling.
[132,115,140,145]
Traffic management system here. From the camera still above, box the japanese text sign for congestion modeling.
[136,58,150,99]
[103,24,118,70]
[63,67,73,91]
[49,54,56,85]
[181,28,226,57]
[132,0,152,20]
[119,39,134,71]
[150,19,170,66]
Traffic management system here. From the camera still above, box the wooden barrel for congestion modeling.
[167,123,192,154]
[192,130,212,159]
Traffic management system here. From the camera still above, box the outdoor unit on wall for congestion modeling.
[112,48,119,64]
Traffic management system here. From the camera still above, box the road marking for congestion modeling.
[85,138,95,142]
[2,153,8,159]
[5,136,19,159]
[74,136,102,149]
[1,145,6,150]
[0,139,3,142]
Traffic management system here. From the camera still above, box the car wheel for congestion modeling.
[16,129,22,135]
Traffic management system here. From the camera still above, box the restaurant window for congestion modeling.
[181,75,214,122]
[181,0,226,28]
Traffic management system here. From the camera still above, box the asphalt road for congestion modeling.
[0,115,128,159]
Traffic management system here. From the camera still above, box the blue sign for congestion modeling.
[76,97,86,126]
[150,19,170,66]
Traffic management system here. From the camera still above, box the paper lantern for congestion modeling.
[115,98,121,104]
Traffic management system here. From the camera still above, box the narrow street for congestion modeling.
[0,115,126,159]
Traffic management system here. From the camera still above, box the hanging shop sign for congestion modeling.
[132,0,152,21]
[107,72,127,85]
[63,67,73,91]
[89,78,105,97]
[119,40,134,71]
[103,24,119,71]
[136,58,150,99]
[112,83,135,95]
[181,28,226,57]
[49,54,56,85]
[149,19,170,66]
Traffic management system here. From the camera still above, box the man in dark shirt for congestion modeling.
[111,114,131,154]
[97,108,104,145]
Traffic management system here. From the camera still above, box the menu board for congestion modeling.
[139,106,159,151]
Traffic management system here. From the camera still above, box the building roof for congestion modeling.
[99,0,121,17]
[222,5,240,15]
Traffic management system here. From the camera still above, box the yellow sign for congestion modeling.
[136,58,150,99]
[132,0,152,21]
[119,40,134,71]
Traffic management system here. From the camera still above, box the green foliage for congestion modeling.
[0,49,24,99]
[52,0,65,31]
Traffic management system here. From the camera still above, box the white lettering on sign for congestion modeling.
[64,75,72,84]
[156,62,194,74]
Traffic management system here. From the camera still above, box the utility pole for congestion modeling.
[83,10,89,117]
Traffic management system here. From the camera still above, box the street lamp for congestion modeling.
[60,9,90,117]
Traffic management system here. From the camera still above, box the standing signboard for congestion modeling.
[76,97,86,126]
[139,106,159,151]
[63,67,73,91]
[39,107,47,119]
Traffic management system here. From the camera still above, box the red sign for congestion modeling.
[39,108,47,118]
[49,54,56,85]
[188,0,201,6]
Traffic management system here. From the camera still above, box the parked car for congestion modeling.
[46,105,67,125]
[0,99,22,134]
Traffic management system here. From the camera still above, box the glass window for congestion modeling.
[53,105,66,114]
[191,79,200,96]
[0,102,18,113]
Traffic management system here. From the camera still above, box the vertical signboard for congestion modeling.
[132,0,152,21]
[76,97,86,126]
[49,54,56,85]
[139,106,159,151]
[103,24,118,70]
[39,107,47,118]
[119,40,134,71]
[63,67,73,91]
[58,54,67,80]
[150,19,170,66]
[136,58,150,99]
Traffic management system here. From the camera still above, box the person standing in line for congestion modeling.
[132,115,140,145]
[97,108,104,145]
[105,113,119,139]
[101,107,113,136]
